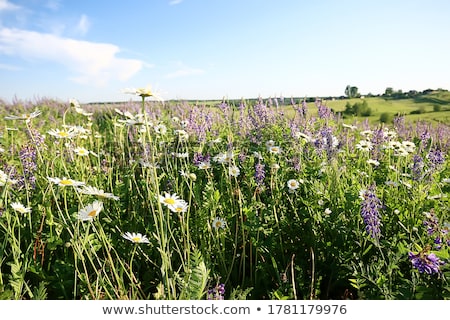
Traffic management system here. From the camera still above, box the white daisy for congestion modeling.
[4,110,41,123]
[47,128,77,139]
[73,147,90,156]
[0,170,17,186]
[197,161,211,170]
[122,232,150,244]
[212,217,227,230]
[229,165,240,177]
[10,202,32,214]
[355,140,373,151]
[287,179,300,191]
[174,129,189,141]
[367,159,380,166]
[77,185,119,200]
[169,200,189,214]
[159,192,181,208]
[77,201,103,221]
[268,145,282,154]
[47,177,85,187]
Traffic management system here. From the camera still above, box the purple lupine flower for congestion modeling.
[419,125,431,147]
[360,186,383,240]
[26,127,45,147]
[254,162,265,187]
[207,283,225,300]
[427,148,445,168]
[316,99,332,119]
[19,144,37,189]
[423,211,450,250]
[411,154,425,181]
[314,126,339,159]
[301,99,308,117]
[193,152,210,166]
[408,250,444,275]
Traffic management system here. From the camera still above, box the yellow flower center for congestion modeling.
[215,221,222,228]
[132,237,140,242]
[60,179,73,186]
[58,131,70,138]
[164,198,176,205]
[88,210,97,217]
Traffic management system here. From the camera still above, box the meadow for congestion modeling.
[0,90,449,300]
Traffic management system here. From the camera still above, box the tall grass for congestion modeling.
[0,95,449,300]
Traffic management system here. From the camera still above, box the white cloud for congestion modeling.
[75,14,90,36]
[0,0,20,11]
[165,63,204,79]
[0,27,144,86]
[169,0,183,5]
[0,62,20,70]
[45,0,61,11]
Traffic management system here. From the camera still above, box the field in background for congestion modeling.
[175,89,450,126]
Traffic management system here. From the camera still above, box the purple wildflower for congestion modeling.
[427,148,445,168]
[408,250,444,275]
[207,283,225,300]
[19,144,37,189]
[360,186,383,240]
[193,152,210,166]
[411,154,425,181]
[254,162,265,187]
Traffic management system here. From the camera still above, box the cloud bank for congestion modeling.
[0,27,144,86]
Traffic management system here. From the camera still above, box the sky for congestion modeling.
[1,0,450,103]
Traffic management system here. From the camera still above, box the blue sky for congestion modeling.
[1,0,450,103]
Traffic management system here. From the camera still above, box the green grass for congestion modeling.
[0,93,449,300]
[282,91,450,125]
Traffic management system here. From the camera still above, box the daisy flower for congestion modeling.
[383,129,397,139]
[355,140,373,151]
[47,177,85,187]
[4,110,41,123]
[265,140,275,148]
[77,185,119,200]
[212,217,227,230]
[367,159,380,166]
[73,147,90,156]
[154,124,167,135]
[122,232,150,244]
[159,192,181,207]
[10,202,32,214]
[268,145,282,154]
[287,179,300,191]
[175,129,189,141]
[360,130,373,139]
[77,201,103,221]
[229,165,240,177]
[169,200,189,214]
[197,161,211,170]
[47,128,77,139]
[401,141,416,153]
[71,99,93,117]
[0,169,17,186]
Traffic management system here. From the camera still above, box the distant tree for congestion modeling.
[384,87,394,96]
[345,85,359,98]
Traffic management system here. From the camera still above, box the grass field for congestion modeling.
[0,89,449,300]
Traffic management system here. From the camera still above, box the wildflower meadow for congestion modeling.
[0,89,449,300]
